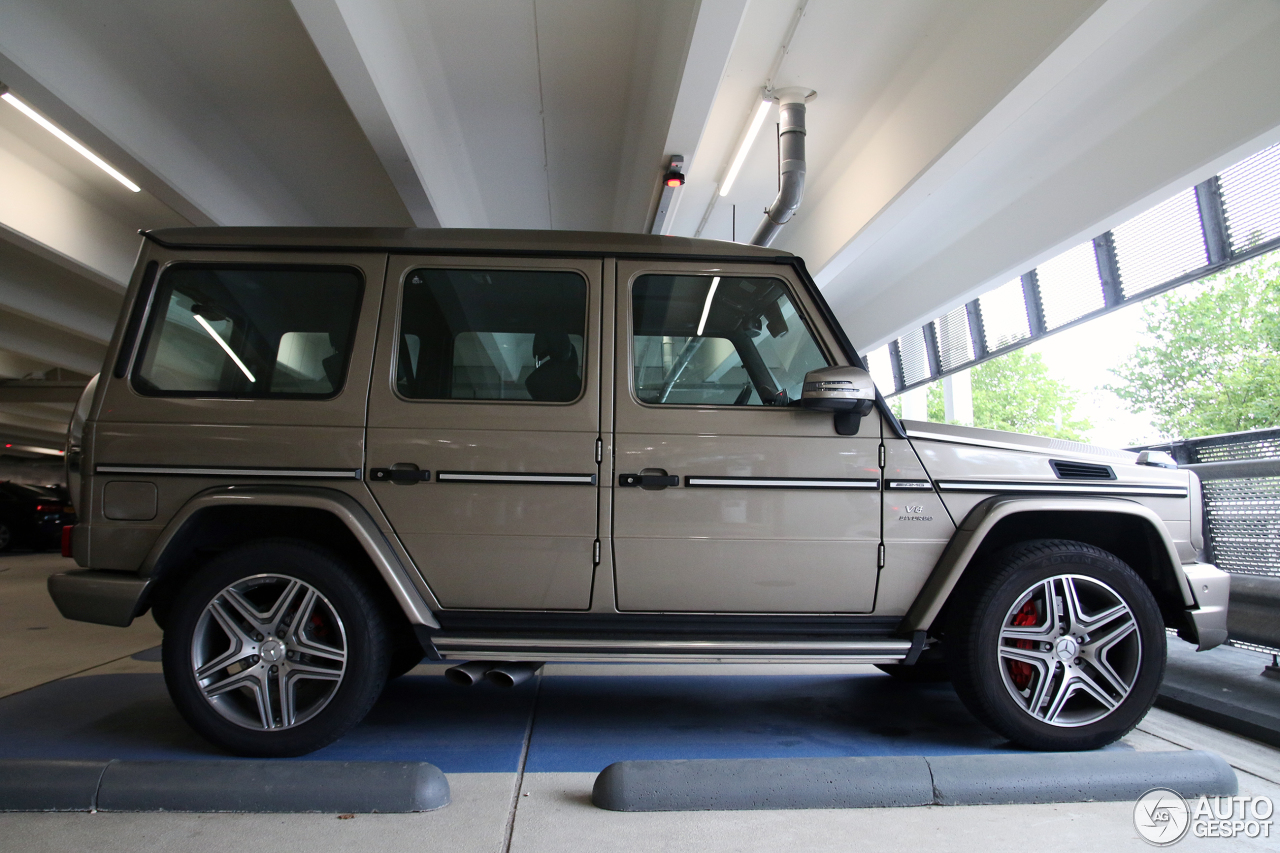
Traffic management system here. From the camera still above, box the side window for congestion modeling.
[632,275,829,406]
[397,269,587,403]
[132,266,363,399]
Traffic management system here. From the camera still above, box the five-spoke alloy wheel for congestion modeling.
[947,539,1165,751]
[163,540,389,757]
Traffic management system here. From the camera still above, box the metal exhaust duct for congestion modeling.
[750,87,816,247]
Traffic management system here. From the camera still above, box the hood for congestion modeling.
[899,420,1140,464]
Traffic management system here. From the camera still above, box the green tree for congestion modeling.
[1109,258,1280,439]
[894,348,1091,440]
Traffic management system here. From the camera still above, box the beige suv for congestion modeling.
[49,228,1229,757]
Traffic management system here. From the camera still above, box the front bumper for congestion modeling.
[1179,562,1230,651]
[47,569,149,627]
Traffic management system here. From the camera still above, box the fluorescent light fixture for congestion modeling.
[194,314,256,383]
[719,98,772,197]
[696,277,721,336]
[1,91,141,192]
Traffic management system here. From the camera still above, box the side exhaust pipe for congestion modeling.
[444,661,494,686]
[750,87,816,248]
[485,662,543,688]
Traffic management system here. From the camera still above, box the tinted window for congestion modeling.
[632,275,829,406]
[397,269,587,403]
[132,266,363,399]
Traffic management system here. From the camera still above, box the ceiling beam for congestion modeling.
[0,119,140,285]
[0,309,105,376]
[607,0,706,233]
[0,236,120,344]
[289,0,439,228]
[293,0,485,228]
[818,0,1280,350]
[0,406,70,443]
[0,382,87,404]
[0,1,412,228]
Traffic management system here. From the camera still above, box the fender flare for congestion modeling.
[141,485,440,628]
[899,495,1194,633]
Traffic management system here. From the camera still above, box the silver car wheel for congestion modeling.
[191,573,348,731]
[996,573,1141,728]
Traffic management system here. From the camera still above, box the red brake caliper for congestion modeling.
[1008,600,1039,691]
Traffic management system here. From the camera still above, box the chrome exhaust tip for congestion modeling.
[484,661,543,688]
[444,660,494,686]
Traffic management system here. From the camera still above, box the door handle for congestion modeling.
[619,470,679,490]
[370,466,430,484]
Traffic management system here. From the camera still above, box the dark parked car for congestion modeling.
[0,482,76,552]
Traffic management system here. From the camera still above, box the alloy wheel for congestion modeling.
[996,573,1141,727]
[191,573,347,731]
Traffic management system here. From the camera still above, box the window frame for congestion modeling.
[390,265,592,407]
[128,262,366,402]
[627,272,833,411]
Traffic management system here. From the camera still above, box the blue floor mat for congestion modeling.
[0,671,1089,772]
[523,674,1019,772]
[0,674,534,772]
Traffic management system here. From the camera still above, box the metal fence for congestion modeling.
[1137,427,1280,656]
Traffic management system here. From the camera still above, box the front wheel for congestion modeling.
[946,539,1166,751]
[162,540,390,756]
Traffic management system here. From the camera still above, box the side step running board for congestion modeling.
[431,635,913,664]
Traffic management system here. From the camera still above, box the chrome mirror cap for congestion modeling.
[1136,450,1178,469]
[801,365,875,411]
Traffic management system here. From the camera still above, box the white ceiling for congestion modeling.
[1,0,1279,447]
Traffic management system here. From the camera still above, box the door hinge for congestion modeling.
[596,438,603,464]
[878,543,885,568]
[593,539,601,565]
[878,444,886,469]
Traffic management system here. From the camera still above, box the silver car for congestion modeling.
[48,228,1229,756]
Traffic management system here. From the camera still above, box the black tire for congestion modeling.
[0,523,12,552]
[162,539,390,757]
[946,539,1165,751]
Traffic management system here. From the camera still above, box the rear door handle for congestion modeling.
[370,466,430,484]
[619,470,679,490]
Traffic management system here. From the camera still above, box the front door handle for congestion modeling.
[619,469,679,490]
[370,465,430,484]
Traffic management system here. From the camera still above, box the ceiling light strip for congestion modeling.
[1,91,141,192]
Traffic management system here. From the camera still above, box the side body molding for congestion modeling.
[143,486,440,628]
[899,496,1195,633]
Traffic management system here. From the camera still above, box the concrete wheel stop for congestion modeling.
[0,759,450,813]
[592,750,1237,812]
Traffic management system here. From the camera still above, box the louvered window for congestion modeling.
[1113,188,1208,297]
[1220,142,1280,252]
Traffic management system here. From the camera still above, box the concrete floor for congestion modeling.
[2,551,1279,852]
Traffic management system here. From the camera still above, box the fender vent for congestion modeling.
[1050,459,1115,480]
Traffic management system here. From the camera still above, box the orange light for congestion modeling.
[666,176,683,187]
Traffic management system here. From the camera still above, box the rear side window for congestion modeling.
[397,269,587,403]
[132,266,364,399]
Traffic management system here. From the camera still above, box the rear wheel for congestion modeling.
[946,539,1165,751]
[0,523,11,552]
[162,539,389,757]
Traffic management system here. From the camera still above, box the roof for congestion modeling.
[143,228,795,260]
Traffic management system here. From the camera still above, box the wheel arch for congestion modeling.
[139,486,439,631]
[900,496,1194,635]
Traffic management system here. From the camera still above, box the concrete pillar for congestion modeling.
[943,370,973,426]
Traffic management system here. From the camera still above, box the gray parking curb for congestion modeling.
[591,750,1237,811]
[0,760,450,813]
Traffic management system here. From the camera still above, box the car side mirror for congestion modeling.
[801,366,876,436]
